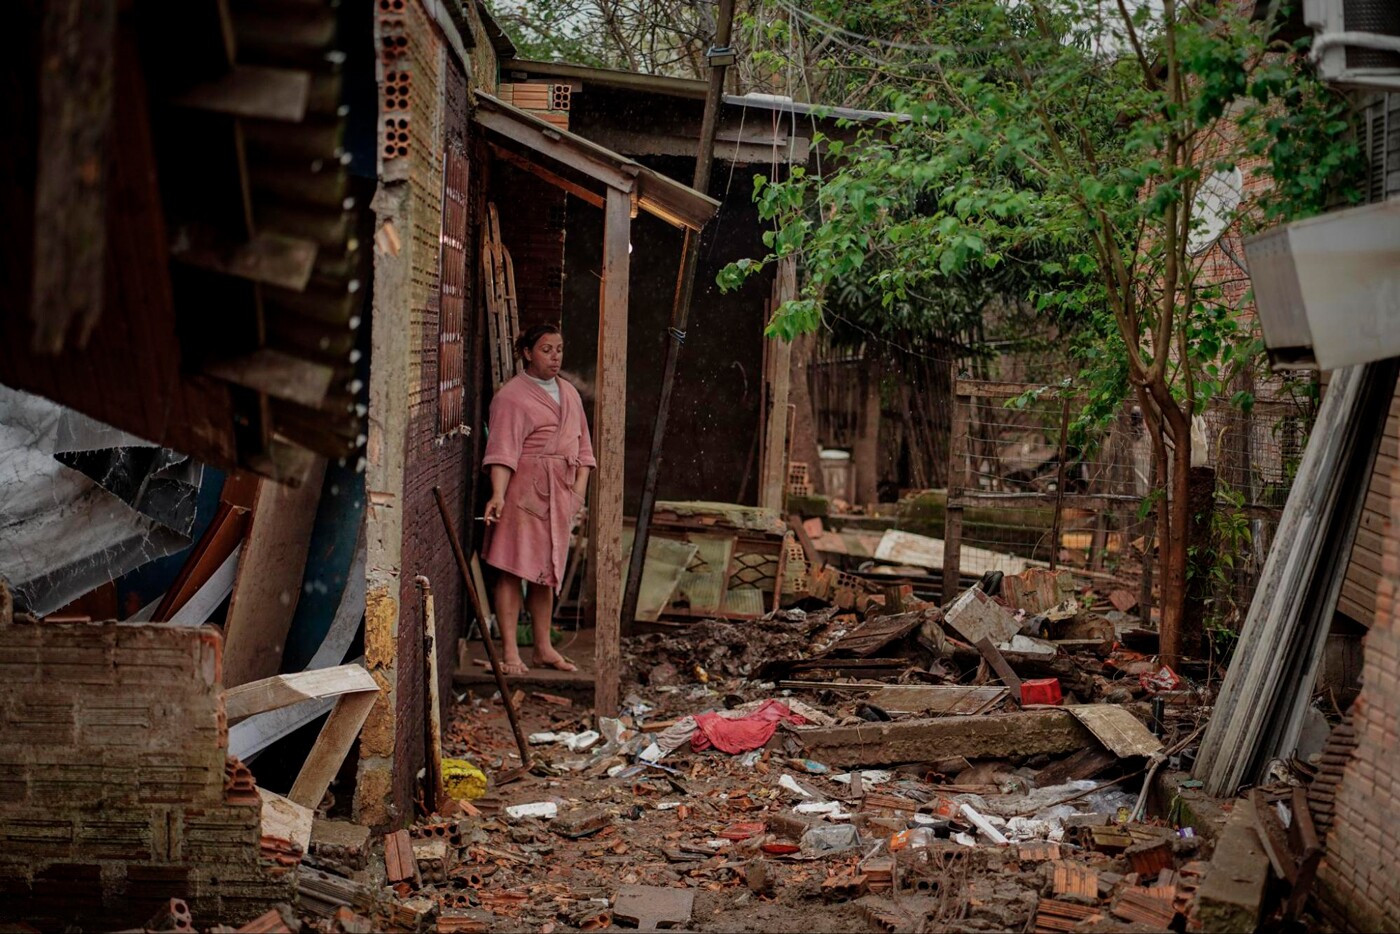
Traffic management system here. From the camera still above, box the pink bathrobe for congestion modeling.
[482,374,596,590]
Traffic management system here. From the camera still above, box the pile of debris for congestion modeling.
[298,563,1328,934]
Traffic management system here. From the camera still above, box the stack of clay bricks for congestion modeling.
[0,604,293,928]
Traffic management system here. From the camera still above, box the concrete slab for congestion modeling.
[1194,796,1271,933]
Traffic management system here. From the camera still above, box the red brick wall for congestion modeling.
[1318,442,1400,930]
[0,620,292,927]
[493,164,567,331]
[390,19,474,820]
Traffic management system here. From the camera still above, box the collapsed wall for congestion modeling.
[0,606,294,927]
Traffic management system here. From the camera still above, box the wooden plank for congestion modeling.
[474,100,635,192]
[976,637,1024,703]
[173,65,310,121]
[260,788,314,853]
[204,348,335,408]
[222,459,328,687]
[288,689,378,809]
[488,142,604,208]
[30,0,116,354]
[418,580,445,813]
[826,611,927,657]
[225,664,378,722]
[758,258,795,510]
[591,187,630,718]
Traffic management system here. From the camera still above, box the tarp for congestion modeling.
[0,385,201,615]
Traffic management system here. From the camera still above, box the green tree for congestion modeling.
[722,0,1358,663]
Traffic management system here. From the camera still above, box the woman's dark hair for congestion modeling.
[516,323,561,361]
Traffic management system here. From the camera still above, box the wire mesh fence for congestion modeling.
[946,380,1149,586]
[944,375,1314,627]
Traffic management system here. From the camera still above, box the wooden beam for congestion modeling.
[30,0,116,354]
[591,188,630,718]
[475,103,635,193]
[222,460,328,687]
[758,258,795,510]
[487,142,604,208]
[288,689,378,809]
[582,126,811,165]
[225,663,379,723]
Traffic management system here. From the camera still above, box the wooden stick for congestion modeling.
[416,576,446,814]
[434,486,532,769]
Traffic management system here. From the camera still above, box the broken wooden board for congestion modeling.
[288,687,377,809]
[259,788,314,853]
[225,665,378,723]
[975,637,1024,702]
[223,460,327,687]
[863,684,1007,716]
[795,710,1096,768]
[822,609,931,658]
[944,586,1020,645]
[1063,705,1163,758]
[612,884,694,931]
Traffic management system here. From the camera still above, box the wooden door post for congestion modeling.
[591,187,631,717]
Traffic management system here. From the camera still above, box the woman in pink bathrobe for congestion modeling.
[481,323,595,674]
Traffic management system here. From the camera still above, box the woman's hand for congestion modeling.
[483,494,506,526]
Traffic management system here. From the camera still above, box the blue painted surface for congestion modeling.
[281,458,366,672]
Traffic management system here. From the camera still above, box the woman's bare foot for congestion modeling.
[531,650,578,672]
[497,655,529,675]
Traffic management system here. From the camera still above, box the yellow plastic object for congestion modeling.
[441,758,488,801]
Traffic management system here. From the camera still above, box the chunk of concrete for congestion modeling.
[1194,796,1270,933]
[945,586,1020,645]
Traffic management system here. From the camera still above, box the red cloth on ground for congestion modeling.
[691,700,808,754]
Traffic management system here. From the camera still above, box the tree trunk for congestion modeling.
[853,358,881,507]
[1158,422,1193,667]
[788,330,824,495]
